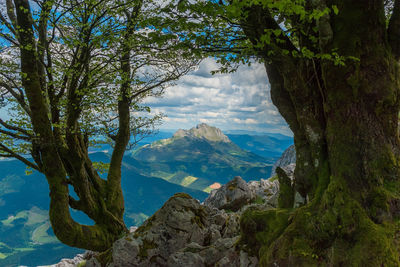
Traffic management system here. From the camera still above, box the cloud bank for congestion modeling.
[144,58,292,136]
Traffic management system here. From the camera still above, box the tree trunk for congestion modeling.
[13,0,127,252]
[240,1,400,265]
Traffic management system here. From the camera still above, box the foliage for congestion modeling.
[0,0,199,251]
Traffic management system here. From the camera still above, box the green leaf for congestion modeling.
[332,5,339,15]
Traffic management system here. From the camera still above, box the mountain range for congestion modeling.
[0,124,292,266]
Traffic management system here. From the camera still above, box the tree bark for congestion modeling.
[13,0,127,251]
[239,0,400,265]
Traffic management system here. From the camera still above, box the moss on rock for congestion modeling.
[239,176,400,266]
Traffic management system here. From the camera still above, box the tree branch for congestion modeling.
[0,82,32,116]
[240,4,298,63]
[0,143,40,171]
[0,118,32,137]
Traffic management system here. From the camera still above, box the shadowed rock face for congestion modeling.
[173,123,231,143]
[270,145,296,176]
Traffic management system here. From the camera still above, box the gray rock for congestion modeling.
[173,123,231,143]
[41,252,94,267]
[247,178,280,207]
[271,145,296,177]
[167,251,206,267]
[204,176,255,211]
[97,191,259,267]
[108,193,211,266]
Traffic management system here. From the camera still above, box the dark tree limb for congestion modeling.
[0,143,40,171]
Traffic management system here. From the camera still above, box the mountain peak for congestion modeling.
[173,123,230,143]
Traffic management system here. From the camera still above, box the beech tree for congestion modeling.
[167,0,400,265]
[0,0,196,251]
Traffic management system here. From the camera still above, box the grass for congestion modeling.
[25,207,48,226]
[1,210,29,227]
[181,176,198,187]
[31,222,58,244]
[150,171,175,181]
[203,186,213,193]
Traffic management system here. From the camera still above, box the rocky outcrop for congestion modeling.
[204,176,255,211]
[83,169,294,267]
[86,192,257,267]
[40,252,94,267]
[270,145,296,176]
[46,144,299,267]
[49,169,298,267]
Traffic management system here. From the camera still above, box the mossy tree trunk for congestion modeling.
[240,0,400,265]
[11,0,144,251]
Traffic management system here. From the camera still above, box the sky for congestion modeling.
[144,58,293,136]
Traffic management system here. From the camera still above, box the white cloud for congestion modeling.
[144,58,292,136]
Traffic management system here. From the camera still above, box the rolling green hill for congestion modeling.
[129,124,275,192]
[0,154,207,266]
[0,124,283,266]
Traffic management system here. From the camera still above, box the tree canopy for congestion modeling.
[166,0,400,265]
[0,0,198,251]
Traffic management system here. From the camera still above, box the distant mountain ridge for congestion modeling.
[0,124,289,266]
[130,124,275,192]
[173,123,231,142]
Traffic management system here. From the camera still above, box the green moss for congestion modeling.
[239,207,292,256]
[171,192,192,199]
[77,261,86,267]
[239,176,400,266]
[138,239,157,260]
[268,175,278,182]
[276,167,294,208]
[95,248,113,267]
[134,214,155,238]
[252,195,266,205]
[186,205,207,228]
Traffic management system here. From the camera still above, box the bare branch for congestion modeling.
[0,82,32,116]
[0,118,32,137]
[0,143,40,171]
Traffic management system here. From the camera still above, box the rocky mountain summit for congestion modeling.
[173,123,231,143]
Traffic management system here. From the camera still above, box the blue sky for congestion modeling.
[145,58,293,136]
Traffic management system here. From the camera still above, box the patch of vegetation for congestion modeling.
[31,222,58,244]
[138,239,157,260]
[268,175,278,182]
[181,176,198,187]
[95,248,113,267]
[252,195,266,205]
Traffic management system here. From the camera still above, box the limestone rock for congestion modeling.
[173,123,231,143]
[204,176,255,211]
[41,252,94,267]
[247,178,280,207]
[94,192,257,267]
[271,145,296,176]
